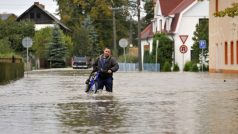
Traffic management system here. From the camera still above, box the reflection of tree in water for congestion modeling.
[56,95,126,133]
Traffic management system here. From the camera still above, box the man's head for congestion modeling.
[103,48,111,58]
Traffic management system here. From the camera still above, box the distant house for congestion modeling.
[209,0,238,74]
[141,0,209,71]
[17,2,70,33]
[0,13,17,20]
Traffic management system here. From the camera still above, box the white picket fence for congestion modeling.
[118,63,160,72]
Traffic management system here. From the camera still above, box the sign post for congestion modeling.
[22,37,33,76]
[199,40,206,72]
[156,40,159,71]
[179,35,188,72]
[119,38,128,71]
[179,45,188,71]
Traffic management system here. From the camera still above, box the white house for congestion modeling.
[141,0,209,71]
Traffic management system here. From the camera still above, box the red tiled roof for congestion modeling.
[140,23,153,39]
[159,0,184,16]
[169,0,195,15]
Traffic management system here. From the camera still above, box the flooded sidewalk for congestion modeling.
[0,70,237,134]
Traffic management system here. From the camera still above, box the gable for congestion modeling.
[17,3,70,33]
[183,1,209,17]
[17,6,54,24]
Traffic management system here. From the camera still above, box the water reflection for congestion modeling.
[57,95,127,133]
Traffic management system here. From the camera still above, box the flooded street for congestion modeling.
[0,69,238,134]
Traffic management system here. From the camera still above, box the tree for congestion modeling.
[0,39,13,54]
[214,2,238,17]
[47,24,67,68]
[33,27,52,59]
[55,0,133,56]
[0,19,35,53]
[142,0,154,27]
[144,33,173,68]
[191,19,209,64]
[153,33,173,68]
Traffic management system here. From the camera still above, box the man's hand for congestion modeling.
[107,70,112,73]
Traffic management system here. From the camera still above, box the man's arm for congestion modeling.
[110,57,119,72]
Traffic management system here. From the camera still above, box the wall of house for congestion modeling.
[175,18,198,70]
[35,24,54,30]
[174,1,209,71]
[141,38,153,64]
[209,0,238,73]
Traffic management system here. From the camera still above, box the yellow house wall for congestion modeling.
[209,0,238,73]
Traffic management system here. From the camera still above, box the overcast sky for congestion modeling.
[0,0,59,18]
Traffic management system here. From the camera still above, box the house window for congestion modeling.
[230,41,234,64]
[166,18,170,31]
[225,41,228,64]
[199,18,208,25]
[215,0,219,13]
[36,13,41,19]
[30,13,34,19]
[160,19,162,32]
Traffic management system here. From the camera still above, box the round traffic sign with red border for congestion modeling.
[180,45,188,54]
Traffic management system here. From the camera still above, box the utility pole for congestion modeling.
[137,0,142,71]
[112,9,118,57]
[129,16,133,47]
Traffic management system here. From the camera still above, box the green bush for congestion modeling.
[191,63,199,72]
[162,61,171,72]
[173,63,180,72]
[183,61,193,71]
[0,39,13,54]
[143,50,155,63]
[118,54,138,63]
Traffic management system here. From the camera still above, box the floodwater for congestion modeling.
[0,69,238,134]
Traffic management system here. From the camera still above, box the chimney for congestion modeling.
[34,2,39,5]
[34,2,45,9]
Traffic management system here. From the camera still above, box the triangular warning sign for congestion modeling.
[179,35,188,44]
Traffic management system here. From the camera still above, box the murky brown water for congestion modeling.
[0,69,238,134]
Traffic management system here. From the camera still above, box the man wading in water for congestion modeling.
[92,48,119,92]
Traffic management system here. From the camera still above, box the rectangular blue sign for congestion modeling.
[199,40,206,49]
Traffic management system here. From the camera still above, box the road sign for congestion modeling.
[22,37,33,48]
[180,45,188,54]
[199,40,206,49]
[179,35,188,44]
[119,38,128,48]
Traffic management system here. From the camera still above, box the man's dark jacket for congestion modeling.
[93,55,119,79]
